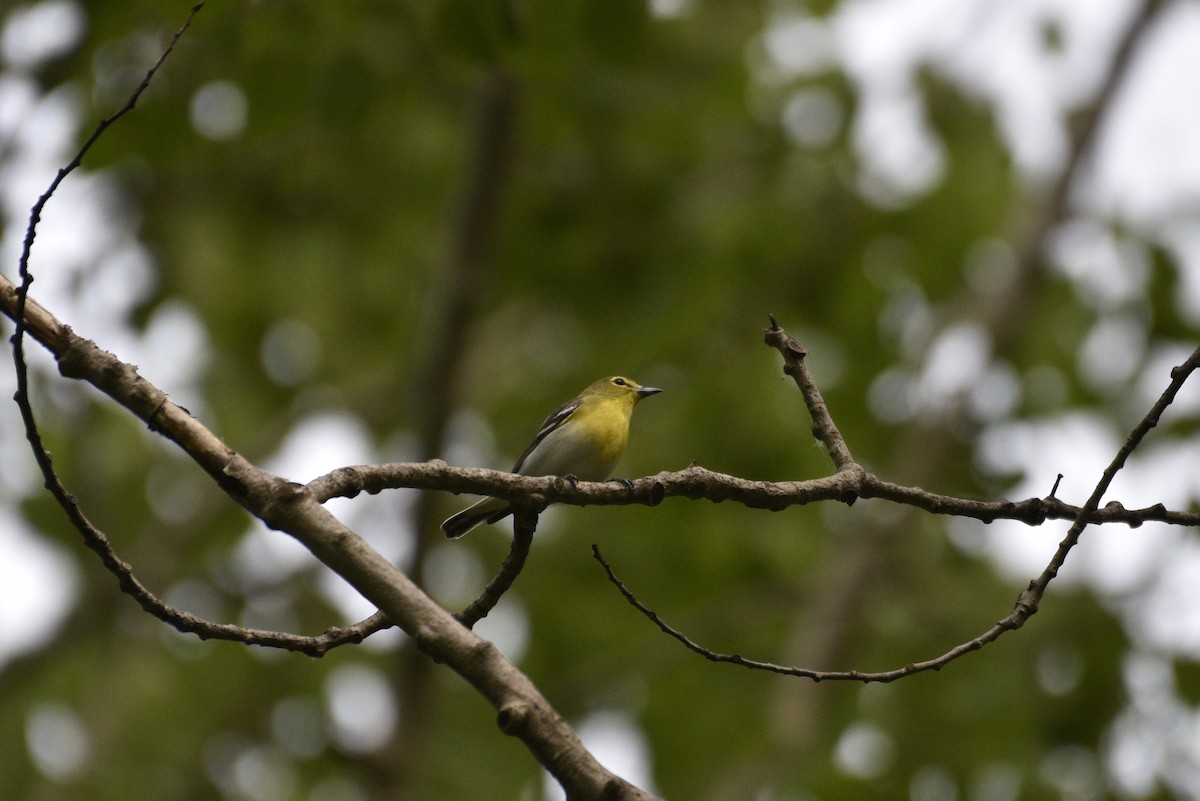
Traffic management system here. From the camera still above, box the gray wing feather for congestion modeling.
[512,397,582,473]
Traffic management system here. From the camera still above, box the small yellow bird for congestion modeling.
[442,375,662,539]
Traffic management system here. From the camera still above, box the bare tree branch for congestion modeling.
[0,0,405,661]
[1011,346,1200,616]
[13,2,203,304]
[406,65,520,577]
[385,66,520,798]
[5,275,1196,540]
[1,8,656,797]
[3,304,656,801]
[0,471,390,656]
[0,0,1186,794]
[301,453,1200,527]
[455,510,537,629]
[738,9,1178,765]
[6,310,654,801]
[596,345,1200,682]
[764,313,855,473]
[9,1,207,500]
[2,275,656,797]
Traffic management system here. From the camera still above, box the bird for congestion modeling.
[441,375,662,539]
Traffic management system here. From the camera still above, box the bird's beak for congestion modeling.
[636,386,662,398]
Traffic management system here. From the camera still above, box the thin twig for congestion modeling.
[4,280,1195,538]
[3,3,384,658]
[594,543,993,683]
[301,447,1200,528]
[3,0,390,659]
[595,348,1200,682]
[456,510,537,629]
[1011,346,1200,618]
[14,3,205,320]
[764,314,856,472]
[12,4,206,452]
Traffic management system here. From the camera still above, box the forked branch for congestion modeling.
[595,325,1200,682]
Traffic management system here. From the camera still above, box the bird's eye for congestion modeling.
[613,377,627,386]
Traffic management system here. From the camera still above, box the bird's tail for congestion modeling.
[441,497,512,539]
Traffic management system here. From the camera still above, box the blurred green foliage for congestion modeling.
[2,2,1193,800]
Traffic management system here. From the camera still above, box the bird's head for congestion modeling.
[586,375,662,404]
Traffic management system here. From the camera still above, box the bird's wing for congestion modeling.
[511,396,582,473]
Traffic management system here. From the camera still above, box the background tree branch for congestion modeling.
[6,275,1195,535]
[3,278,659,801]
[5,1,1198,798]
[1,12,655,797]
[381,64,518,799]
[597,344,1200,682]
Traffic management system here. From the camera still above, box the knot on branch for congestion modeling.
[1020,497,1050,525]
[1132,503,1167,528]
[763,313,806,366]
[324,466,367,498]
[497,701,533,736]
[54,333,96,380]
[1011,587,1041,624]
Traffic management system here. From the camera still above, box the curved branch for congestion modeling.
[0,0,1181,784]
[1,9,656,796]
[13,2,203,309]
[10,483,390,655]
[455,510,537,629]
[1012,346,1200,616]
[303,457,1200,528]
[5,276,1196,538]
[385,66,520,793]
[0,0,398,661]
[596,346,1200,683]
[3,288,655,801]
